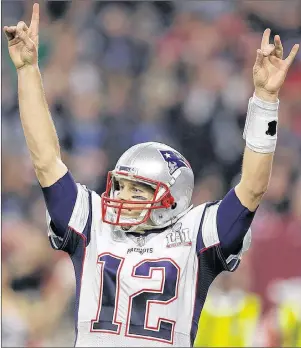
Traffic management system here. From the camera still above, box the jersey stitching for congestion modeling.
[216,244,230,271]
[61,226,72,250]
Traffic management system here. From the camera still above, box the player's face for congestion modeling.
[115,179,155,217]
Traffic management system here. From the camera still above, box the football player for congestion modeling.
[4,3,299,347]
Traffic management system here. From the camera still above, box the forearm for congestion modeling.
[235,90,278,211]
[17,65,67,186]
[236,148,274,209]
[18,65,59,165]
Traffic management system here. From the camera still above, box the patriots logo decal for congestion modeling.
[159,150,191,175]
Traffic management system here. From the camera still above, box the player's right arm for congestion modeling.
[4,3,67,187]
[4,4,91,253]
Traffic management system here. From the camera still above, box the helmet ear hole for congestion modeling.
[161,195,175,208]
[171,202,177,210]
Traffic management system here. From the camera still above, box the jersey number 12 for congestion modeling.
[90,253,180,344]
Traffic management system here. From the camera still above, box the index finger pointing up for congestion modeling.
[261,28,271,50]
[30,3,39,36]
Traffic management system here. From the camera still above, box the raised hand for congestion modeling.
[3,3,39,70]
[253,28,299,99]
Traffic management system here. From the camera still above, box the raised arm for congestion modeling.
[3,3,67,187]
[214,30,299,260]
[235,29,299,211]
[3,4,87,251]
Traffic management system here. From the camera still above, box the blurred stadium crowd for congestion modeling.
[2,1,301,347]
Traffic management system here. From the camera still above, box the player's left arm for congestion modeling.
[218,30,299,257]
[235,29,299,212]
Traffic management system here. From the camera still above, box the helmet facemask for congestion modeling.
[101,171,175,232]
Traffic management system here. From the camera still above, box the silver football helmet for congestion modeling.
[101,142,194,232]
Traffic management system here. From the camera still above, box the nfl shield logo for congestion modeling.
[136,236,146,247]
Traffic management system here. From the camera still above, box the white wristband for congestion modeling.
[243,93,279,153]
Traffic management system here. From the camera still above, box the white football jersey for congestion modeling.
[46,184,251,347]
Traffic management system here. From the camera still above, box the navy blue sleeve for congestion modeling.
[217,188,256,258]
[42,171,78,238]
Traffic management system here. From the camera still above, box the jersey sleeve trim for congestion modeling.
[47,212,64,250]
[197,201,252,272]
[219,228,252,272]
[46,184,92,252]
[199,243,220,254]
[47,216,82,251]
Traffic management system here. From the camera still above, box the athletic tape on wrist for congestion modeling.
[243,93,279,153]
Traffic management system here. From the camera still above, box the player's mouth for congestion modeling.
[121,208,136,215]
[122,209,132,214]
[114,207,136,216]
[113,202,147,217]
[119,207,145,218]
